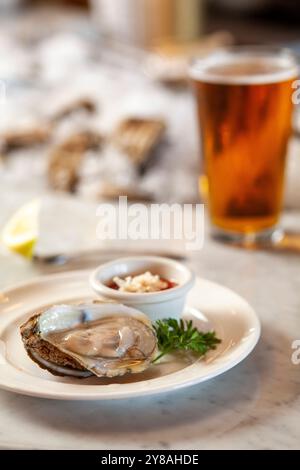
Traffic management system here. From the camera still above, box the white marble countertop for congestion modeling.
[0,187,300,450]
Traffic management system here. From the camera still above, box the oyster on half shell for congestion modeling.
[20,302,157,378]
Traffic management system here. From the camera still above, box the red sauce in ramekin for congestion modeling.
[107,277,177,291]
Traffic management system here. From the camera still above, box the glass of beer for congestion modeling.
[190,47,298,243]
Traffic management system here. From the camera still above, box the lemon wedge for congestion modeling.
[2,199,41,258]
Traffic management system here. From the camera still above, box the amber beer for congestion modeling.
[191,48,298,238]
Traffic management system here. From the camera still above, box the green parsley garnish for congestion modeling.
[152,318,221,363]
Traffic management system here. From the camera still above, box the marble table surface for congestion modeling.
[0,186,300,450]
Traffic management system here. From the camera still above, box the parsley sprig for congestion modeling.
[153,318,221,363]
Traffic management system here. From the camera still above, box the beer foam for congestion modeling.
[190,54,298,85]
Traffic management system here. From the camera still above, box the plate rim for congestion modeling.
[0,269,261,400]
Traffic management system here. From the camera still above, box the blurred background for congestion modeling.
[1,0,300,219]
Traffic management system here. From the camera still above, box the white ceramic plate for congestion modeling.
[0,270,260,400]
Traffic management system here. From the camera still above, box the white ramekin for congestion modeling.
[89,256,195,321]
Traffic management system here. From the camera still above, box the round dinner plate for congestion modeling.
[0,270,260,400]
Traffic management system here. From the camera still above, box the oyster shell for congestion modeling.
[20,302,157,378]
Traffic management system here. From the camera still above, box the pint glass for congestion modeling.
[190,47,298,242]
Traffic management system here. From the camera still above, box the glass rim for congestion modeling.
[190,44,298,63]
[189,45,299,85]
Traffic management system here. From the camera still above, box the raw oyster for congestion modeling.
[20,302,157,378]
